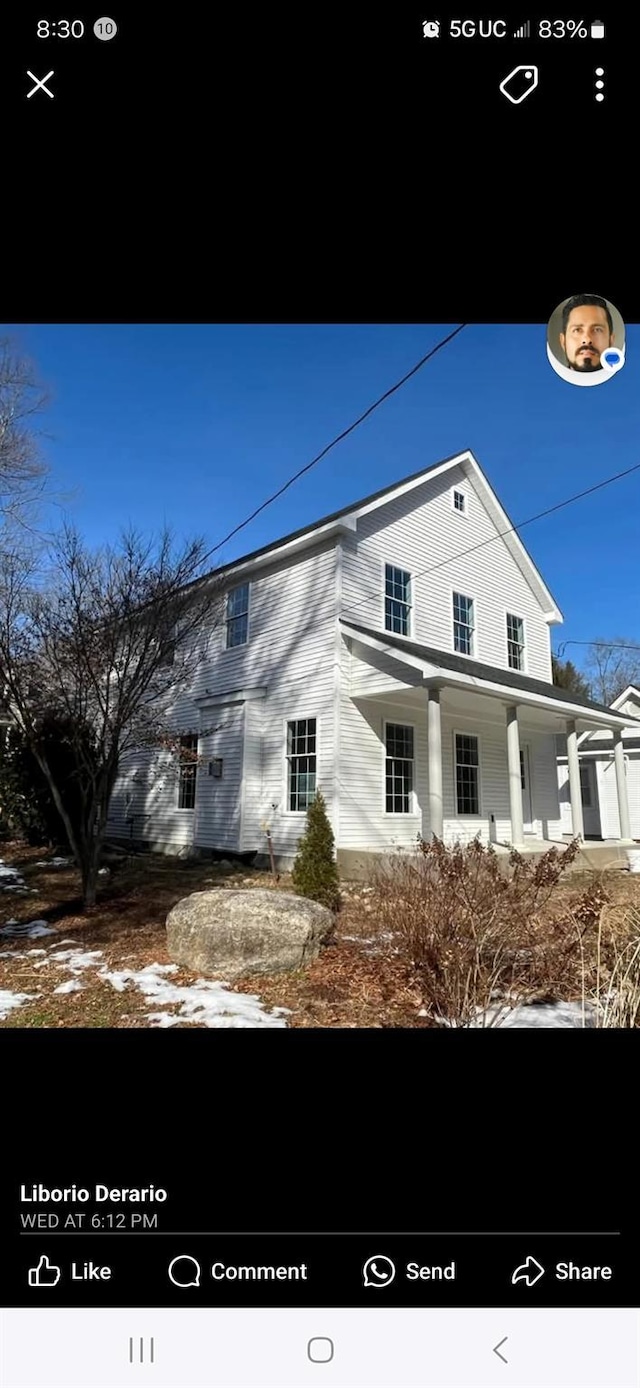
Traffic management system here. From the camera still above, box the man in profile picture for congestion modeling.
[559,294,615,372]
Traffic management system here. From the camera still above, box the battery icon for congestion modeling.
[590,19,605,37]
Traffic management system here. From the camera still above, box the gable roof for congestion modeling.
[198,449,563,622]
[578,683,640,745]
[341,620,640,728]
[610,684,640,711]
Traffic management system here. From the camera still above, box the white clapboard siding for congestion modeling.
[243,684,336,858]
[107,539,338,853]
[338,695,563,850]
[194,705,245,851]
[340,464,554,681]
[107,744,195,849]
[558,689,640,841]
[594,751,640,839]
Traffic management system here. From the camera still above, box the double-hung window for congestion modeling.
[455,733,480,816]
[385,564,412,636]
[287,718,317,811]
[453,592,475,655]
[506,612,525,671]
[385,723,414,813]
[226,583,249,648]
[177,734,198,809]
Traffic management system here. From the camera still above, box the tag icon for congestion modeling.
[499,65,539,104]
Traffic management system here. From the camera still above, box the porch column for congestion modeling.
[427,688,443,839]
[613,731,632,842]
[566,719,584,840]
[506,705,524,847]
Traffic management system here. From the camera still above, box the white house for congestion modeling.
[557,686,640,842]
[106,449,640,869]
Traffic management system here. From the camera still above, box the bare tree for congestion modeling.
[583,639,640,707]
[0,336,50,526]
[0,525,225,908]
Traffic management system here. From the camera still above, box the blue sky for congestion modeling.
[3,323,638,666]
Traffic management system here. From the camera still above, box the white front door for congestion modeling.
[580,761,602,838]
[520,745,534,831]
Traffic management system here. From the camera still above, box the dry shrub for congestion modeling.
[367,835,592,1025]
[589,906,640,1027]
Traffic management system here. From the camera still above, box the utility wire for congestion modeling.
[199,325,468,568]
[341,460,640,621]
[555,639,640,656]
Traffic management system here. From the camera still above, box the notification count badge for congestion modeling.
[499,65,539,104]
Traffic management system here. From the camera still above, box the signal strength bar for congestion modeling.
[513,20,531,37]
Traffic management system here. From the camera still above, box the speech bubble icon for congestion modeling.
[362,1255,396,1287]
[601,346,625,374]
[168,1255,201,1288]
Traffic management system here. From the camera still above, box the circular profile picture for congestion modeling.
[547,294,625,386]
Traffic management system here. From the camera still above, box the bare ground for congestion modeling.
[1,842,639,1028]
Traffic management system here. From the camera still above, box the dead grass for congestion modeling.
[2,839,640,1028]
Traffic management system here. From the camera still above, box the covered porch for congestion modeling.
[339,621,638,860]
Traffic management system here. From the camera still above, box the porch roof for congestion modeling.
[340,621,640,730]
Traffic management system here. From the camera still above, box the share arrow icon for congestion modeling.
[511,1255,546,1287]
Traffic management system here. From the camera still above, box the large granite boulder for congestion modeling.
[166,888,334,980]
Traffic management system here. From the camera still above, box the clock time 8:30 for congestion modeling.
[38,19,85,36]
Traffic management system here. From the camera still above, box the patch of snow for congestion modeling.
[45,948,104,972]
[98,963,289,1028]
[0,948,48,960]
[0,862,22,880]
[0,989,41,1020]
[34,857,73,868]
[435,996,599,1028]
[1,935,289,1029]
[0,920,58,940]
[470,1000,597,1028]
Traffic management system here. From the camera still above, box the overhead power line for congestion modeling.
[555,640,640,656]
[199,324,468,568]
[341,460,640,621]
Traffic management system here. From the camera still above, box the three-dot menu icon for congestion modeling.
[594,67,605,101]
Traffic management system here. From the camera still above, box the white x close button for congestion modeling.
[27,70,55,98]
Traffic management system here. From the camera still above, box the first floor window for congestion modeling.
[385,564,412,636]
[453,592,475,655]
[455,733,480,815]
[226,582,250,648]
[178,734,198,809]
[287,718,317,811]
[506,612,525,671]
[579,764,592,807]
[385,723,414,813]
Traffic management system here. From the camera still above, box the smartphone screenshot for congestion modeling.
[1,4,638,1387]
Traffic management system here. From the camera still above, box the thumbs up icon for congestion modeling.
[28,1255,61,1287]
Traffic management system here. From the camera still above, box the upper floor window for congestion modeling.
[226,582,249,648]
[177,734,198,809]
[453,592,475,656]
[385,564,412,636]
[506,612,525,671]
[287,718,317,812]
[452,489,466,514]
